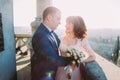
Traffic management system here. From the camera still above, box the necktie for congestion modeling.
[50,31,58,47]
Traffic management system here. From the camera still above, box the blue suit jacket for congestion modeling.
[31,23,67,80]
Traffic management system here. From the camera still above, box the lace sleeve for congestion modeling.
[81,39,96,56]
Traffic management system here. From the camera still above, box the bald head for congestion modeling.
[43,6,61,21]
[42,6,61,30]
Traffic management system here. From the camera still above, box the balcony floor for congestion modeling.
[16,54,31,80]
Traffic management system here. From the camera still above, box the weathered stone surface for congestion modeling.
[84,61,107,80]
[0,13,4,51]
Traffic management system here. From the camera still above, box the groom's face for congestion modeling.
[49,11,61,30]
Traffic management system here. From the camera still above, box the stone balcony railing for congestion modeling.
[15,27,32,55]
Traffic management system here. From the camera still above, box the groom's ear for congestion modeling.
[46,14,52,21]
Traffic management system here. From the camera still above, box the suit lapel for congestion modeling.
[47,34,57,48]
[52,32,60,46]
[39,23,59,49]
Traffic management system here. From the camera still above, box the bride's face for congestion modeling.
[65,21,74,33]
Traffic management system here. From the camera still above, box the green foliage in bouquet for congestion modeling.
[66,48,85,67]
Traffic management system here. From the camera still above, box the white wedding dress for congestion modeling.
[55,38,92,80]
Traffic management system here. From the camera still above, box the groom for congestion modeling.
[31,6,68,80]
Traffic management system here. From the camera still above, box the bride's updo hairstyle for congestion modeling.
[66,16,87,39]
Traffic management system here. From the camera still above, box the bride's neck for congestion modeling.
[66,33,76,39]
[64,33,77,46]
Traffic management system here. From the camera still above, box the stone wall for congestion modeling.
[0,0,16,80]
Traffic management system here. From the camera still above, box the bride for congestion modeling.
[55,16,96,80]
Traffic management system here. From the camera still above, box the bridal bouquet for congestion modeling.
[65,48,85,66]
[64,48,85,79]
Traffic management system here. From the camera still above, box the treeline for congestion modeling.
[88,36,117,60]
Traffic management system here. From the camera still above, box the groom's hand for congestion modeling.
[63,56,74,64]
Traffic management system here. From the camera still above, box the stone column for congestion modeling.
[31,0,53,33]
[0,0,16,80]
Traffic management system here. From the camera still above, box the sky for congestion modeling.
[13,0,36,27]
[13,0,120,29]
